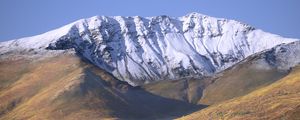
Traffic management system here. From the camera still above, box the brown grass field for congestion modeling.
[178,65,300,120]
[0,54,203,120]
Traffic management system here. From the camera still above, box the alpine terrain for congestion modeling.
[0,12,299,120]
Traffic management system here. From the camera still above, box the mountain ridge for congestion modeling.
[0,12,298,86]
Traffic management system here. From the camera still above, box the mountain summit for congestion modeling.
[0,12,298,86]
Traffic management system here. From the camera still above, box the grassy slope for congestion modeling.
[178,65,300,120]
[0,54,203,120]
[0,59,31,91]
[0,54,115,120]
[198,56,288,105]
[143,55,288,106]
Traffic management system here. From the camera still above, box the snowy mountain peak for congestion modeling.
[0,12,298,86]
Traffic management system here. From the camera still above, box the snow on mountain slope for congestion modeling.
[0,12,298,86]
[262,41,300,70]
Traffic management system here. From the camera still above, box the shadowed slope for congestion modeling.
[178,65,300,120]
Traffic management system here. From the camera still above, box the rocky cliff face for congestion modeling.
[0,12,297,86]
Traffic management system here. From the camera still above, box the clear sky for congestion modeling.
[0,0,299,41]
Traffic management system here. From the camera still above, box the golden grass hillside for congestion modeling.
[0,53,202,120]
[198,56,289,105]
[0,54,115,120]
[178,65,300,120]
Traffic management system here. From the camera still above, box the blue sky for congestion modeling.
[0,0,299,41]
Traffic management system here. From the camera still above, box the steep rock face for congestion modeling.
[0,13,297,86]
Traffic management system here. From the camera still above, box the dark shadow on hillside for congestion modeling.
[82,66,207,120]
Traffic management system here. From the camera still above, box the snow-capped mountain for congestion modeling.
[0,12,298,86]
